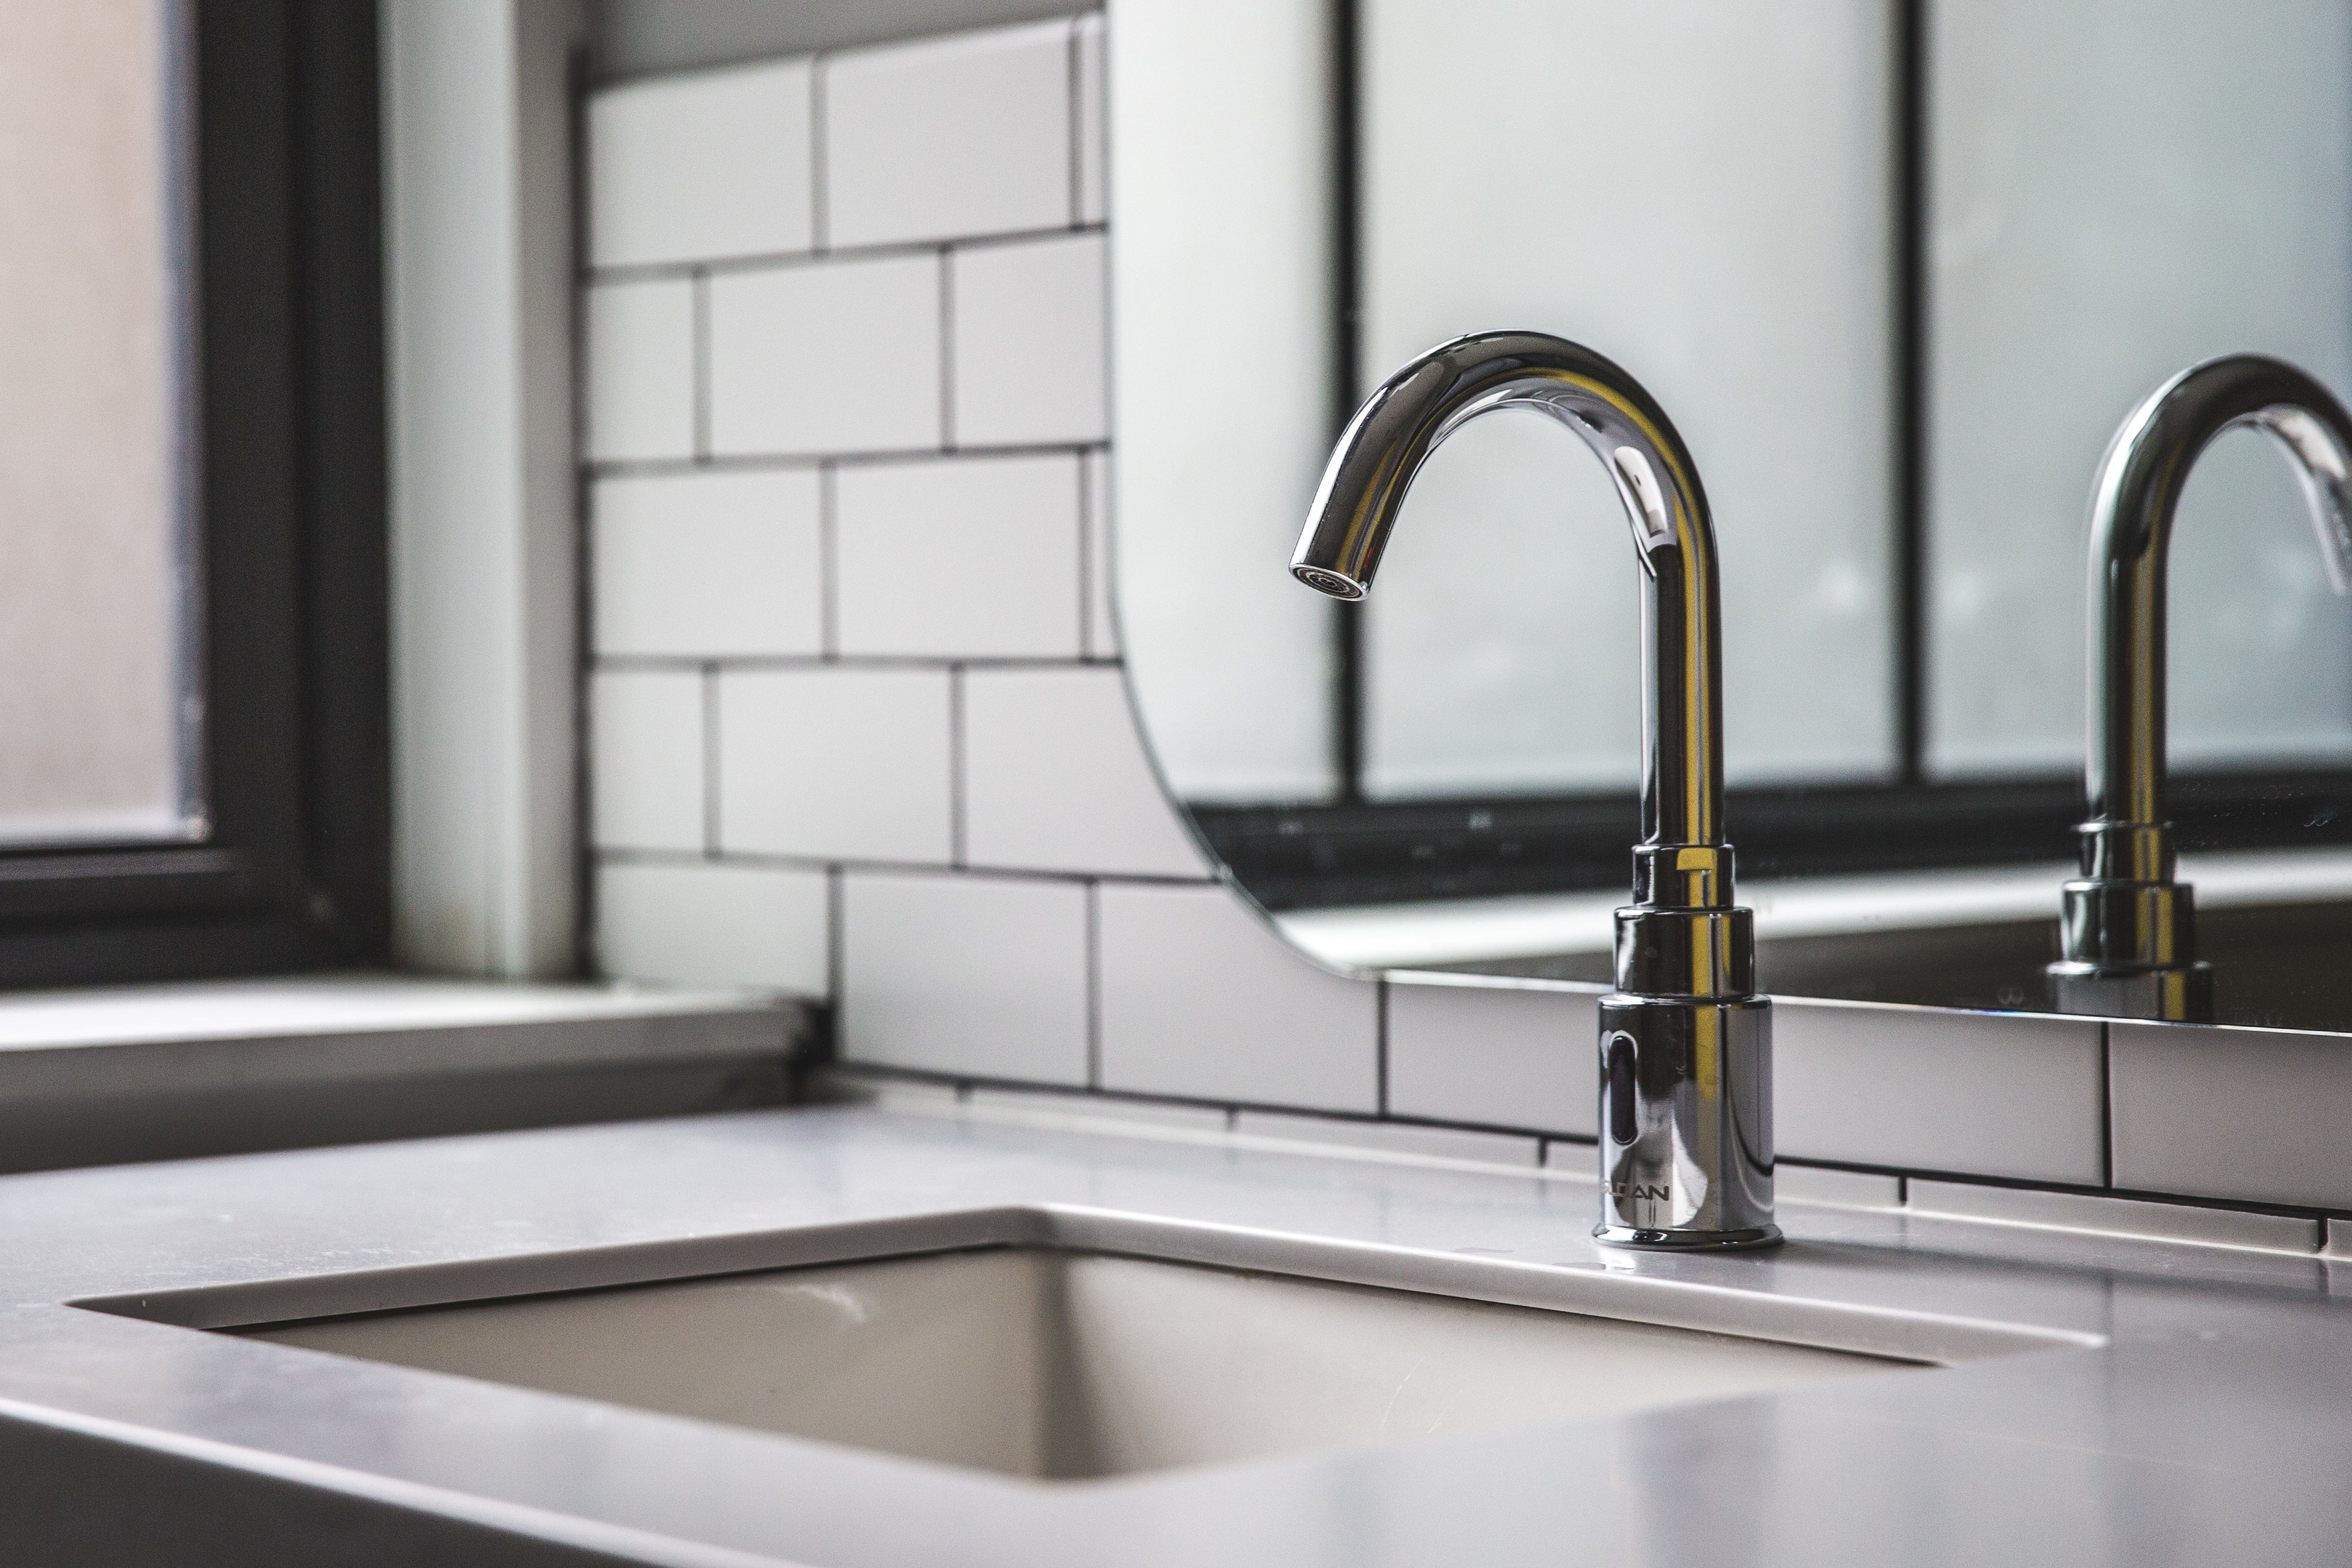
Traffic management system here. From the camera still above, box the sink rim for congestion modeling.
[75,1202,2103,1367]
[222,1242,1937,1484]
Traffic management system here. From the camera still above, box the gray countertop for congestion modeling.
[3,1102,2347,1565]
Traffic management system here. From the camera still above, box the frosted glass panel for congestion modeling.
[1361,411,1637,795]
[1360,0,1894,800]
[0,1,192,841]
[1109,0,1337,804]
[1927,0,2352,777]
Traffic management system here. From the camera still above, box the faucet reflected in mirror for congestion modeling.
[1292,332,1777,1250]
[2050,355,2352,1023]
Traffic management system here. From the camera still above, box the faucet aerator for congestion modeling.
[1293,566,1365,600]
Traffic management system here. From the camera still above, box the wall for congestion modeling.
[580,9,2352,1231]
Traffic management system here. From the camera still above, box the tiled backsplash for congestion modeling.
[581,11,2351,1229]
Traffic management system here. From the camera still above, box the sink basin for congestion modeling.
[233,1247,1909,1480]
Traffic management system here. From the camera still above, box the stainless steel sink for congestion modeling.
[233,1246,1910,1481]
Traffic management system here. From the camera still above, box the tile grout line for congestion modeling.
[597,653,1125,673]
[843,1067,1585,1146]
[590,440,1108,479]
[1897,1184,2335,1253]
[597,846,1214,888]
[567,48,597,975]
[571,55,613,949]
[1878,1163,2352,1230]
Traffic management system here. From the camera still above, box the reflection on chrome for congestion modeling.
[2051,354,2352,1023]
[1290,331,1778,1251]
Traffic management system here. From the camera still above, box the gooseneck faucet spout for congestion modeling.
[1292,332,1726,860]
[1293,331,1777,1250]
[2052,354,2352,1022]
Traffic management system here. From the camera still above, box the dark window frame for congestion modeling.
[0,1,389,985]
[1201,0,2352,911]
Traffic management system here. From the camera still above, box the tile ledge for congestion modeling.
[0,970,803,1053]
[1905,1178,2322,1256]
[818,1073,1573,1176]
[0,971,811,1175]
[0,971,810,1106]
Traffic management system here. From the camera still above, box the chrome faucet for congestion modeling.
[1291,331,1777,1250]
[2050,354,2352,1023]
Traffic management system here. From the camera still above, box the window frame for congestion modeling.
[0,1,389,985]
[1204,0,2352,911]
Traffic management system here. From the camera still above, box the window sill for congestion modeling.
[0,971,815,1174]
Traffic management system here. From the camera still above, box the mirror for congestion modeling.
[1110,0,2352,1032]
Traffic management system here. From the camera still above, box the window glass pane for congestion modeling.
[0,0,194,842]
[1927,0,2352,777]
[1359,0,1895,799]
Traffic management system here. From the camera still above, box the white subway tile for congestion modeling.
[1774,999,2105,1184]
[841,872,1089,1083]
[950,233,1105,446]
[1776,1165,1904,1210]
[1098,883,1379,1110]
[709,254,942,456]
[962,667,1210,877]
[589,671,703,851]
[1385,974,1598,1138]
[1233,1110,1541,1171]
[594,861,828,995]
[1074,15,1107,225]
[835,453,1081,657]
[593,470,823,657]
[586,279,695,461]
[1541,1142,1599,1183]
[718,668,951,861]
[1082,448,1115,656]
[2111,1021,2352,1209]
[589,61,814,268]
[962,1086,1231,1136]
[823,21,1073,249]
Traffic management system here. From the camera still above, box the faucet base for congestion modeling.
[2047,961,2213,1024]
[1596,993,1776,1242]
[1593,1223,1784,1252]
